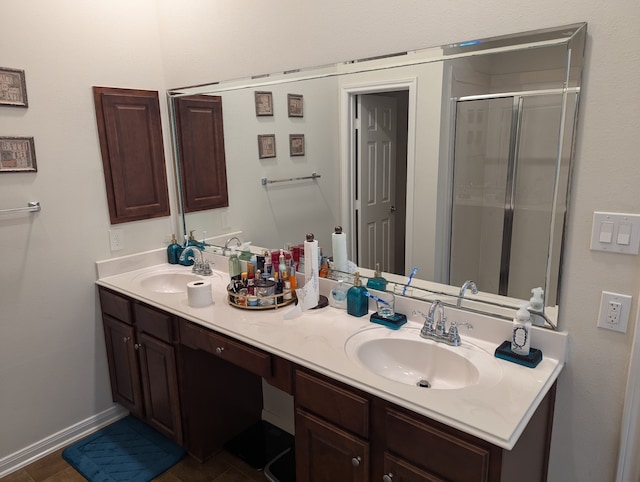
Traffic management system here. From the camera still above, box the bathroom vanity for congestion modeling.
[96,256,566,482]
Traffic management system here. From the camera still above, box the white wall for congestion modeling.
[0,1,638,481]
[0,0,178,462]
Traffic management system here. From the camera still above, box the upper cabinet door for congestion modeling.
[174,95,229,213]
[93,86,171,224]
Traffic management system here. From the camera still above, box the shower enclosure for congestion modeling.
[449,90,578,304]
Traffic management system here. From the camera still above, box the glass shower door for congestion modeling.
[449,93,566,300]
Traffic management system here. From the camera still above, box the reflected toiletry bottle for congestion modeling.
[228,248,242,282]
[366,262,388,291]
[511,303,532,355]
[167,234,182,265]
[288,261,297,291]
[529,287,545,326]
[347,272,369,317]
[330,280,349,309]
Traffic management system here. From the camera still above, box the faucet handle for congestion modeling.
[414,310,435,337]
[447,321,473,346]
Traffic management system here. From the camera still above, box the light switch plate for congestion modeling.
[590,212,640,255]
[597,291,632,333]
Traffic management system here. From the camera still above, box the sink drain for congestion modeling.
[417,379,431,388]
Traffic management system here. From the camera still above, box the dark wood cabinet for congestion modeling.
[173,95,229,213]
[93,87,171,224]
[99,287,182,444]
[296,409,369,482]
[99,287,556,480]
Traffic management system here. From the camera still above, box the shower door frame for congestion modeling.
[447,87,579,298]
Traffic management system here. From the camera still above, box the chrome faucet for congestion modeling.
[414,300,473,346]
[457,280,478,308]
[179,246,212,276]
[223,236,242,255]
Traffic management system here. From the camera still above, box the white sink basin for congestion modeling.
[138,271,204,293]
[345,326,502,390]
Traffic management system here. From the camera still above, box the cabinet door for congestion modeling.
[137,332,182,444]
[383,452,444,482]
[296,409,369,482]
[103,315,143,418]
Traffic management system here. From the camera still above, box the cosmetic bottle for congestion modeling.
[528,287,546,326]
[167,234,182,264]
[347,272,369,317]
[366,263,388,291]
[228,247,242,282]
[511,303,532,355]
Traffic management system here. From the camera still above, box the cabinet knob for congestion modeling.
[351,456,361,467]
[383,474,394,482]
[134,343,142,350]
[123,336,130,343]
[216,346,224,355]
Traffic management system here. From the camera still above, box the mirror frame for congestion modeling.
[167,22,587,329]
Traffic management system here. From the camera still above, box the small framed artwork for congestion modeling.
[258,134,276,159]
[255,91,273,116]
[289,134,305,156]
[0,68,28,107]
[0,136,37,172]
[288,94,303,117]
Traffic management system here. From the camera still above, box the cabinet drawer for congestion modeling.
[99,288,132,324]
[295,370,369,438]
[134,303,174,342]
[179,321,271,378]
[385,408,492,482]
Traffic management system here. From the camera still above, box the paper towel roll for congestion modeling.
[187,280,213,308]
[303,234,320,308]
[331,227,347,272]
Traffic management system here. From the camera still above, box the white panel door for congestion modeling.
[358,94,397,272]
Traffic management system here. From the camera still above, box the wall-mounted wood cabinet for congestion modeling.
[93,87,171,224]
[173,95,229,213]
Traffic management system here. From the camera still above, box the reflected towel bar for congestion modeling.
[261,172,321,186]
[0,201,41,215]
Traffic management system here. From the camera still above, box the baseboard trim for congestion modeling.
[0,404,128,478]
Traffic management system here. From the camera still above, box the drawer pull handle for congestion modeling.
[383,474,394,482]
[351,456,361,467]
[123,336,130,343]
[134,343,142,350]
[216,346,224,355]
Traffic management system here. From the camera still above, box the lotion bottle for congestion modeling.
[347,272,368,317]
[511,303,532,355]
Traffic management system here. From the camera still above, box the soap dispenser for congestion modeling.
[528,287,545,327]
[228,247,242,282]
[167,234,182,265]
[511,303,532,355]
[366,263,388,291]
[347,272,368,317]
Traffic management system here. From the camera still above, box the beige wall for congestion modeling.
[1,1,639,481]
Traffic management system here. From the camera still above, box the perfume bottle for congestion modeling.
[347,272,368,317]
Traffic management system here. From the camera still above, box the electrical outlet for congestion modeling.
[109,229,124,251]
[597,291,632,333]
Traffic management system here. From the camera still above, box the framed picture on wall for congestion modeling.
[288,94,303,117]
[255,91,273,116]
[258,134,276,159]
[0,67,28,107]
[289,134,305,156]
[0,136,37,172]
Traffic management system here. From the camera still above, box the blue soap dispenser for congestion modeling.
[366,263,388,291]
[347,272,369,317]
[167,234,182,264]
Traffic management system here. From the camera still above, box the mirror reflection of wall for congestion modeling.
[169,23,586,320]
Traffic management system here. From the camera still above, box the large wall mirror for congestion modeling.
[167,23,586,327]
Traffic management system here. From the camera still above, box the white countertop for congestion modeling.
[96,253,567,450]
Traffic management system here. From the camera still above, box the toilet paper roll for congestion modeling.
[187,280,213,308]
[332,229,347,272]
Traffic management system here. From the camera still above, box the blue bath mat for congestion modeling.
[62,416,185,482]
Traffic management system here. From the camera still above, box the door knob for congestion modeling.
[216,346,224,355]
[123,336,130,343]
[134,343,142,350]
[389,205,397,213]
[383,474,394,482]
[351,456,361,467]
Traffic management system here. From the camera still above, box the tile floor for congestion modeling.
[0,448,269,482]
